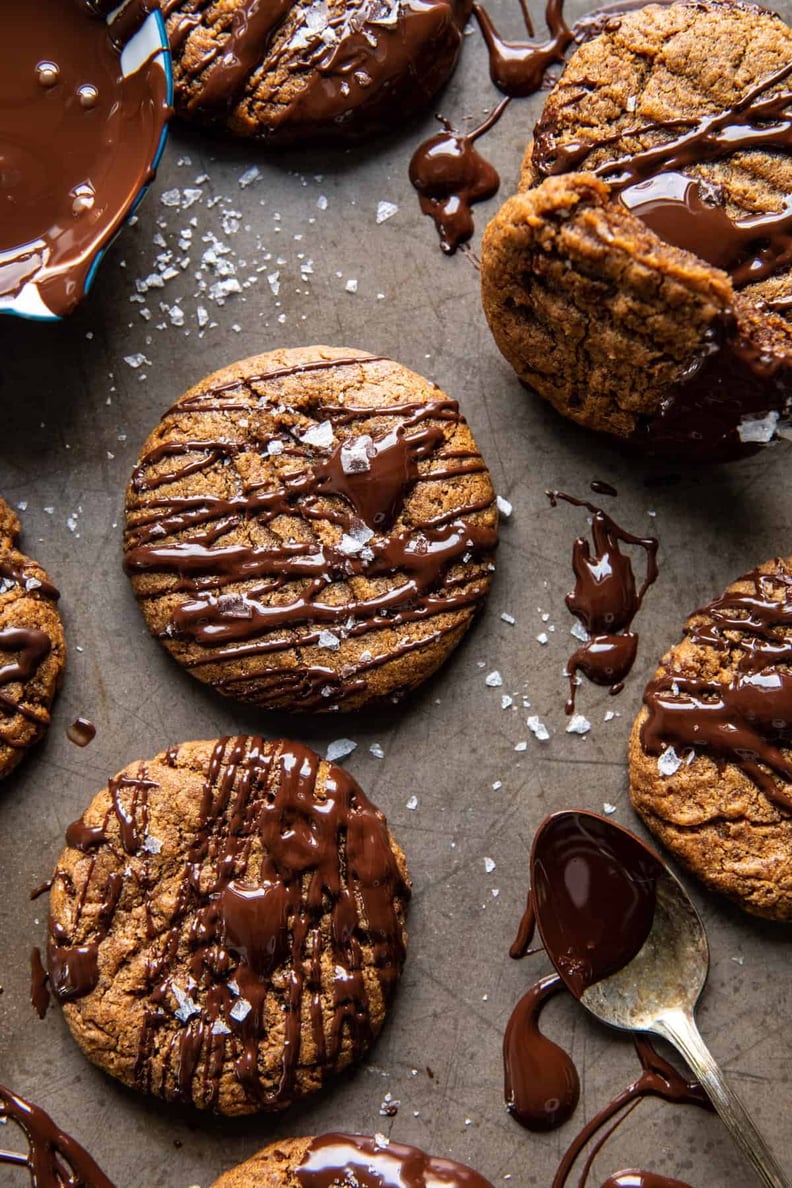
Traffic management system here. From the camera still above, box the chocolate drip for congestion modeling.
[641,563,792,810]
[503,813,710,1186]
[409,105,505,254]
[0,1082,113,1187]
[124,374,496,712]
[295,1132,493,1187]
[473,0,572,96]
[30,947,50,1020]
[535,57,792,290]
[591,480,618,497]
[1,0,169,317]
[0,626,52,731]
[503,972,580,1129]
[47,738,410,1110]
[0,559,59,602]
[548,493,658,713]
[67,718,96,748]
[187,0,296,114]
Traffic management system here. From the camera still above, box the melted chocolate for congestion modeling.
[0,626,52,731]
[531,811,664,998]
[295,1133,493,1187]
[46,738,410,1110]
[503,972,580,1129]
[30,947,50,1020]
[548,492,658,712]
[409,105,505,254]
[0,1082,113,1187]
[1,0,169,317]
[641,563,792,811]
[504,812,710,1187]
[66,718,96,747]
[123,362,496,712]
[164,0,468,141]
[473,0,572,96]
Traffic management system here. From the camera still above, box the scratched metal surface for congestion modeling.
[1,3,791,1185]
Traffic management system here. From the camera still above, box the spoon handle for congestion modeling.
[654,1007,790,1188]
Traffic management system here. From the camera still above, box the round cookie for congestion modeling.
[47,737,410,1114]
[211,1133,494,1186]
[629,556,792,921]
[481,0,792,460]
[162,0,471,144]
[0,497,64,779]
[123,346,498,713]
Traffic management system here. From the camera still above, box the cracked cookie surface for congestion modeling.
[630,557,792,920]
[123,346,497,713]
[0,497,64,779]
[48,737,410,1114]
[482,0,792,459]
[162,0,470,144]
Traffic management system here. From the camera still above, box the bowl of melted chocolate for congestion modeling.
[0,0,172,321]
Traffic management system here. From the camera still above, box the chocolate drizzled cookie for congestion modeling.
[123,347,498,713]
[630,557,792,920]
[212,1133,494,1186]
[162,0,470,144]
[0,497,64,779]
[47,737,410,1114]
[482,0,792,460]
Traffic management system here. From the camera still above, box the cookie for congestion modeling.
[0,497,64,779]
[162,0,470,144]
[211,1133,494,1186]
[123,346,497,713]
[481,0,792,461]
[46,737,410,1114]
[629,557,792,920]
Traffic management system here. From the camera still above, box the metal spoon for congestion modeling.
[531,810,789,1188]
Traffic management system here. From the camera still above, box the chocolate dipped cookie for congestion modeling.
[212,1133,494,1186]
[162,0,470,144]
[481,0,792,460]
[46,737,410,1114]
[0,497,64,779]
[630,557,792,921]
[124,346,498,713]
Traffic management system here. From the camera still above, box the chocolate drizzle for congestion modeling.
[163,0,469,141]
[123,354,497,712]
[548,492,658,712]
[503,812,709,1187]
[46,738,410,1111]
[473,0,572,96]
[0,627,52,730]
[641,561,792,811]
[1,0,170,317]
[295,1132,494,1187]
[0,1082,113,1187]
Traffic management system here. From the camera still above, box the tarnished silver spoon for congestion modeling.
[530,810,789,1188]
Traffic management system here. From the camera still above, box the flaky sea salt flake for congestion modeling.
[566,713,591,735]
[300,420,335,449]
[496,495,513,518]
[658,746,683,776]
[485,670,503,688]
[376,200,399,223]
[326,738,357,762]
[527,715,550,741]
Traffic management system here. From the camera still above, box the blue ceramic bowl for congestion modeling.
[0,1,173,321]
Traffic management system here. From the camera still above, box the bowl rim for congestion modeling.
[1,3,174,324]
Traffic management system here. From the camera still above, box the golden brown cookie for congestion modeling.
[0,497,64,779]
[162,0,471,144]
[46,737,410,1114]
[211,1133,494,1186]
[630,557,792,920]
[482,0,792,461]
[123,346,498,713]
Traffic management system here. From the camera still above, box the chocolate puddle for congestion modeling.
[295,1132,494,1187]
[548,492,658,712]
[1,0,169,317]
[67,717,96,747]
[503,812,710,1187]
[641,562,792,811]
[0,1082,113,1187]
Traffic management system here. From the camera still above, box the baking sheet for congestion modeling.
[1,1,791,1183]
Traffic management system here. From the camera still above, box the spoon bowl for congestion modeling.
[531,811,789,1188]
